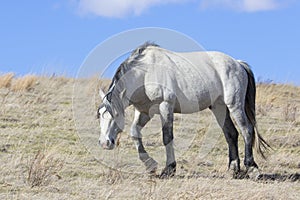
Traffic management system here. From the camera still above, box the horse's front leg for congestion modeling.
[131,109,158,174]
[159,101,176,178]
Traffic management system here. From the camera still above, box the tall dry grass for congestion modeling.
[0,72,14,88]
[0,73,38,91]
[257,83,300,105]
[256,83,300,119]
[27,150,64,188]
[12,75,37,91]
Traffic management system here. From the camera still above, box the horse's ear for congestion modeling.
[99,89,105,99]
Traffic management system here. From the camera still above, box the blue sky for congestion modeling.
[1,0,300,84]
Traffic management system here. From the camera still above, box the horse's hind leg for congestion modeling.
[227,105,260,178]
[210,101,240,175]
[159,101,176,178]
[131,109,158,174]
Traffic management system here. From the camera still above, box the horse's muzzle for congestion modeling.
[99,139,115,150]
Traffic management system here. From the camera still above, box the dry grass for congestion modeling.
[27,149,64,188]
[0,73,38,91]
[0,76,299,199]
[256,83,300,106]
[283,103,298,123]
[101,168,124,185]
[0,73,14,88]
[11,74,37,91]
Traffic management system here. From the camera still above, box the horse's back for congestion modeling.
[141,48,248,112]
[144,49,223,112]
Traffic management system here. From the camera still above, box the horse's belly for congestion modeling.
[174,90,214,114]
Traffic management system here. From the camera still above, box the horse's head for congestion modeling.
[97,101,124,150]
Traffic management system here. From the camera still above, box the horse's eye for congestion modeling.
[97,110,100,119]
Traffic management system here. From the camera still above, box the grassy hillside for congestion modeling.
[0,74,299,199]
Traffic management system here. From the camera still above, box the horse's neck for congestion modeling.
[112,80,131,115]
[120,67,146,104]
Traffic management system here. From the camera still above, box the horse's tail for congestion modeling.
[238,60,271,159]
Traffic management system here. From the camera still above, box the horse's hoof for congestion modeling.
[247,166,261,180]
[145,157,158,174]
[159,162,176,179]
[229,160,240,172]
[226,170,240,179]
[228,160,241,179]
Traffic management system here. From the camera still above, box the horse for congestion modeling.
[97,42,270,178]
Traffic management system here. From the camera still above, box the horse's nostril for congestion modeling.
[111,139,115,145]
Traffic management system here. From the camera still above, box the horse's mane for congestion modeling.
[102,42,159,116]
[107,42,159,97]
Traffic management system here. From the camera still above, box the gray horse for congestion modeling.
[97,42,269,178]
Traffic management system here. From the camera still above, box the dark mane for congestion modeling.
[107,42,159,93]
[103,42,159,111]
[130,42,159,61]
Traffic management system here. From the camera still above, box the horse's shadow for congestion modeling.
[256,173,300,182]
[172,171,300,182]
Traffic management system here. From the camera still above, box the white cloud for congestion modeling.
[243,0,278,12]
[77,0,190,18]
[76,0,285,18]
[200,0,281,12]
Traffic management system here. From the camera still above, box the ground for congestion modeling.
[0,74,299,199]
